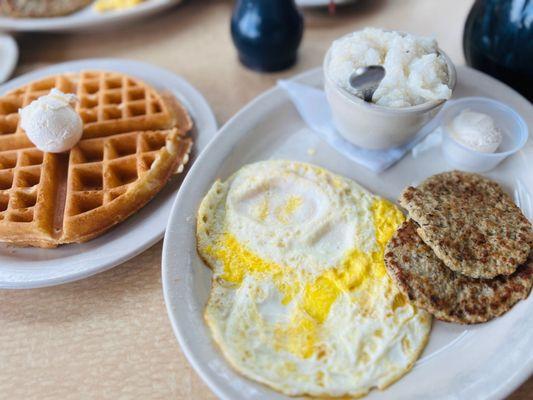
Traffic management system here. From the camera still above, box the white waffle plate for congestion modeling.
[0,58,217,289]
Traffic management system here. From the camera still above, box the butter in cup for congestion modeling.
[441,97,528,173]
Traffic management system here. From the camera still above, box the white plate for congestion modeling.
[296,0,358,7]
[0,58,217,289]
[162,66,533,400]
[0,34,17,84]
[0,0,180,32]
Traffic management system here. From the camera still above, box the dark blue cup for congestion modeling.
[463,0,533,100]
[231,0,304,72]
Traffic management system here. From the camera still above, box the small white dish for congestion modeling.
[163,65,533,400]
[323,33,456,150]
[0,34,18,84]
[441,97,528,172]
[0,58,217,289]
[0,0,181,32]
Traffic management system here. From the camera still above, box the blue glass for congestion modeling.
[231,0,304,72]
[463,0,533,100]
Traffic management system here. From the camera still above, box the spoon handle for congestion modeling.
[362,88,374,102]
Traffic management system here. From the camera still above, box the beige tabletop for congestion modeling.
[1,0,531,399]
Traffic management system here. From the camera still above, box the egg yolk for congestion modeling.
[210,233,301,304]
[207,198,405,359]
[93,0,144,12]
[300,199,404,326]
[275,314,317,359]
[275,195,303,223]
[371,197,405,248]
[255,198,269,222]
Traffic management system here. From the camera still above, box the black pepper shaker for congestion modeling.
[231,0,304,72]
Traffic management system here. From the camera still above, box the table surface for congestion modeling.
[1,0,531,399]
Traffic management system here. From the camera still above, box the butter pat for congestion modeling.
[448,109,502,153]
[19,89,83,153]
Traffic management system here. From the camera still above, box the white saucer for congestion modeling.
[0,0,181,32]
[162,66,533,400]
[0,58,217,289]
[0,34,17,83]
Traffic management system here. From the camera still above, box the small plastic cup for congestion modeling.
[441,97,528,173]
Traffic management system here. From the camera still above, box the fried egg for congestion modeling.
[197,160,431,397]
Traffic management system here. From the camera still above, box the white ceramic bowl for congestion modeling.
[323,34,456,150]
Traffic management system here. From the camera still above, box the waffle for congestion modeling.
[0,0,92,18]
[0,70,193,248]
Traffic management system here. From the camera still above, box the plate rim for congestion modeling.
[0,58,217,289]
[162,65,533,400]
[0,34,18,84]
[296,0,357,6]
[0,0,180,32]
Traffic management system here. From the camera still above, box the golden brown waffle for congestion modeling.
[0,0,92,18]
[0,70,192,248]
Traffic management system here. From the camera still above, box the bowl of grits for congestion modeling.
[324,28,456,150]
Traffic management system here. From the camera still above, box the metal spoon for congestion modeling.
[348,65,386,102]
